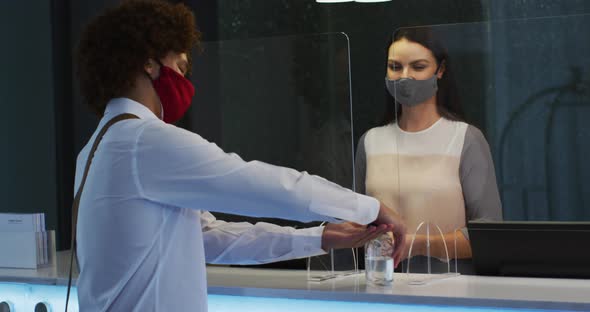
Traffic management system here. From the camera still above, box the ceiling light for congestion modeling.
[316,0,354,3]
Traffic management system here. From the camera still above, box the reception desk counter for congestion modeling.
[1,252,589,311]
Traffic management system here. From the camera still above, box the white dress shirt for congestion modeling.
[75,98,379,312]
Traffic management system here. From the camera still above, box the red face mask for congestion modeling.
[152,64,195,124]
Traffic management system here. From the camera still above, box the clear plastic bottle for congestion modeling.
[364,232,394,286]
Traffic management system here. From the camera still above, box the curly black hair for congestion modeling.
[77,0,201,116]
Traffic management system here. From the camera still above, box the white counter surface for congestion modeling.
[1,252,589,311]
[206,266,590,311]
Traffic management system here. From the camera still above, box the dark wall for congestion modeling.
[0,1,58,238]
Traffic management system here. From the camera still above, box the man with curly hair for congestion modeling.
[73,0,406,311]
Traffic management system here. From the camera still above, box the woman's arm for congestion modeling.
[405,229,471,260]
[403,125,502,261]
[459,125,503,232]
[354,133,368,194]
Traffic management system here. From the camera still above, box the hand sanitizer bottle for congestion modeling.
[365,232,394,286]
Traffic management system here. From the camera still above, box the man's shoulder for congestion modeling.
[137,120,209,148]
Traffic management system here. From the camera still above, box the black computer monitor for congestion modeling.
[467,221,590,279]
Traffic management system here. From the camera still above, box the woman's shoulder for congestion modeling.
[357,125,392,157]
[459,122,492,153]
[440,118,470,131]
[361,123,395,141]
[464,123,487,141]
[439,118,488,143]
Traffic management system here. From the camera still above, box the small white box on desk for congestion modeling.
[0,212,45,232]
[0,230,55,269]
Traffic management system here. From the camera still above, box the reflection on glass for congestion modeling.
[191,33,353,188]
[493,15,590,221]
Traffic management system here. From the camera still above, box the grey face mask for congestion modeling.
[385,75,438,107]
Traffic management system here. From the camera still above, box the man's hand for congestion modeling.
[321,222,392,252]
[374,202,407,268]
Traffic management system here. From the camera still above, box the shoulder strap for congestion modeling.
[65,113,139,312]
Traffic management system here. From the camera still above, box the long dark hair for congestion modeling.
[381,27,463,125]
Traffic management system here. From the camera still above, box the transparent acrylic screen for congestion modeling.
[187,15,590,278]
[387,15,590,279]
[188,33,358,274]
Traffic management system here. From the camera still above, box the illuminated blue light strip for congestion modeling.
[208,294,576,312]
[0,283,579,312]
[0,282,78,312]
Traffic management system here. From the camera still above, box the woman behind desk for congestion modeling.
[355,28,503,273]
